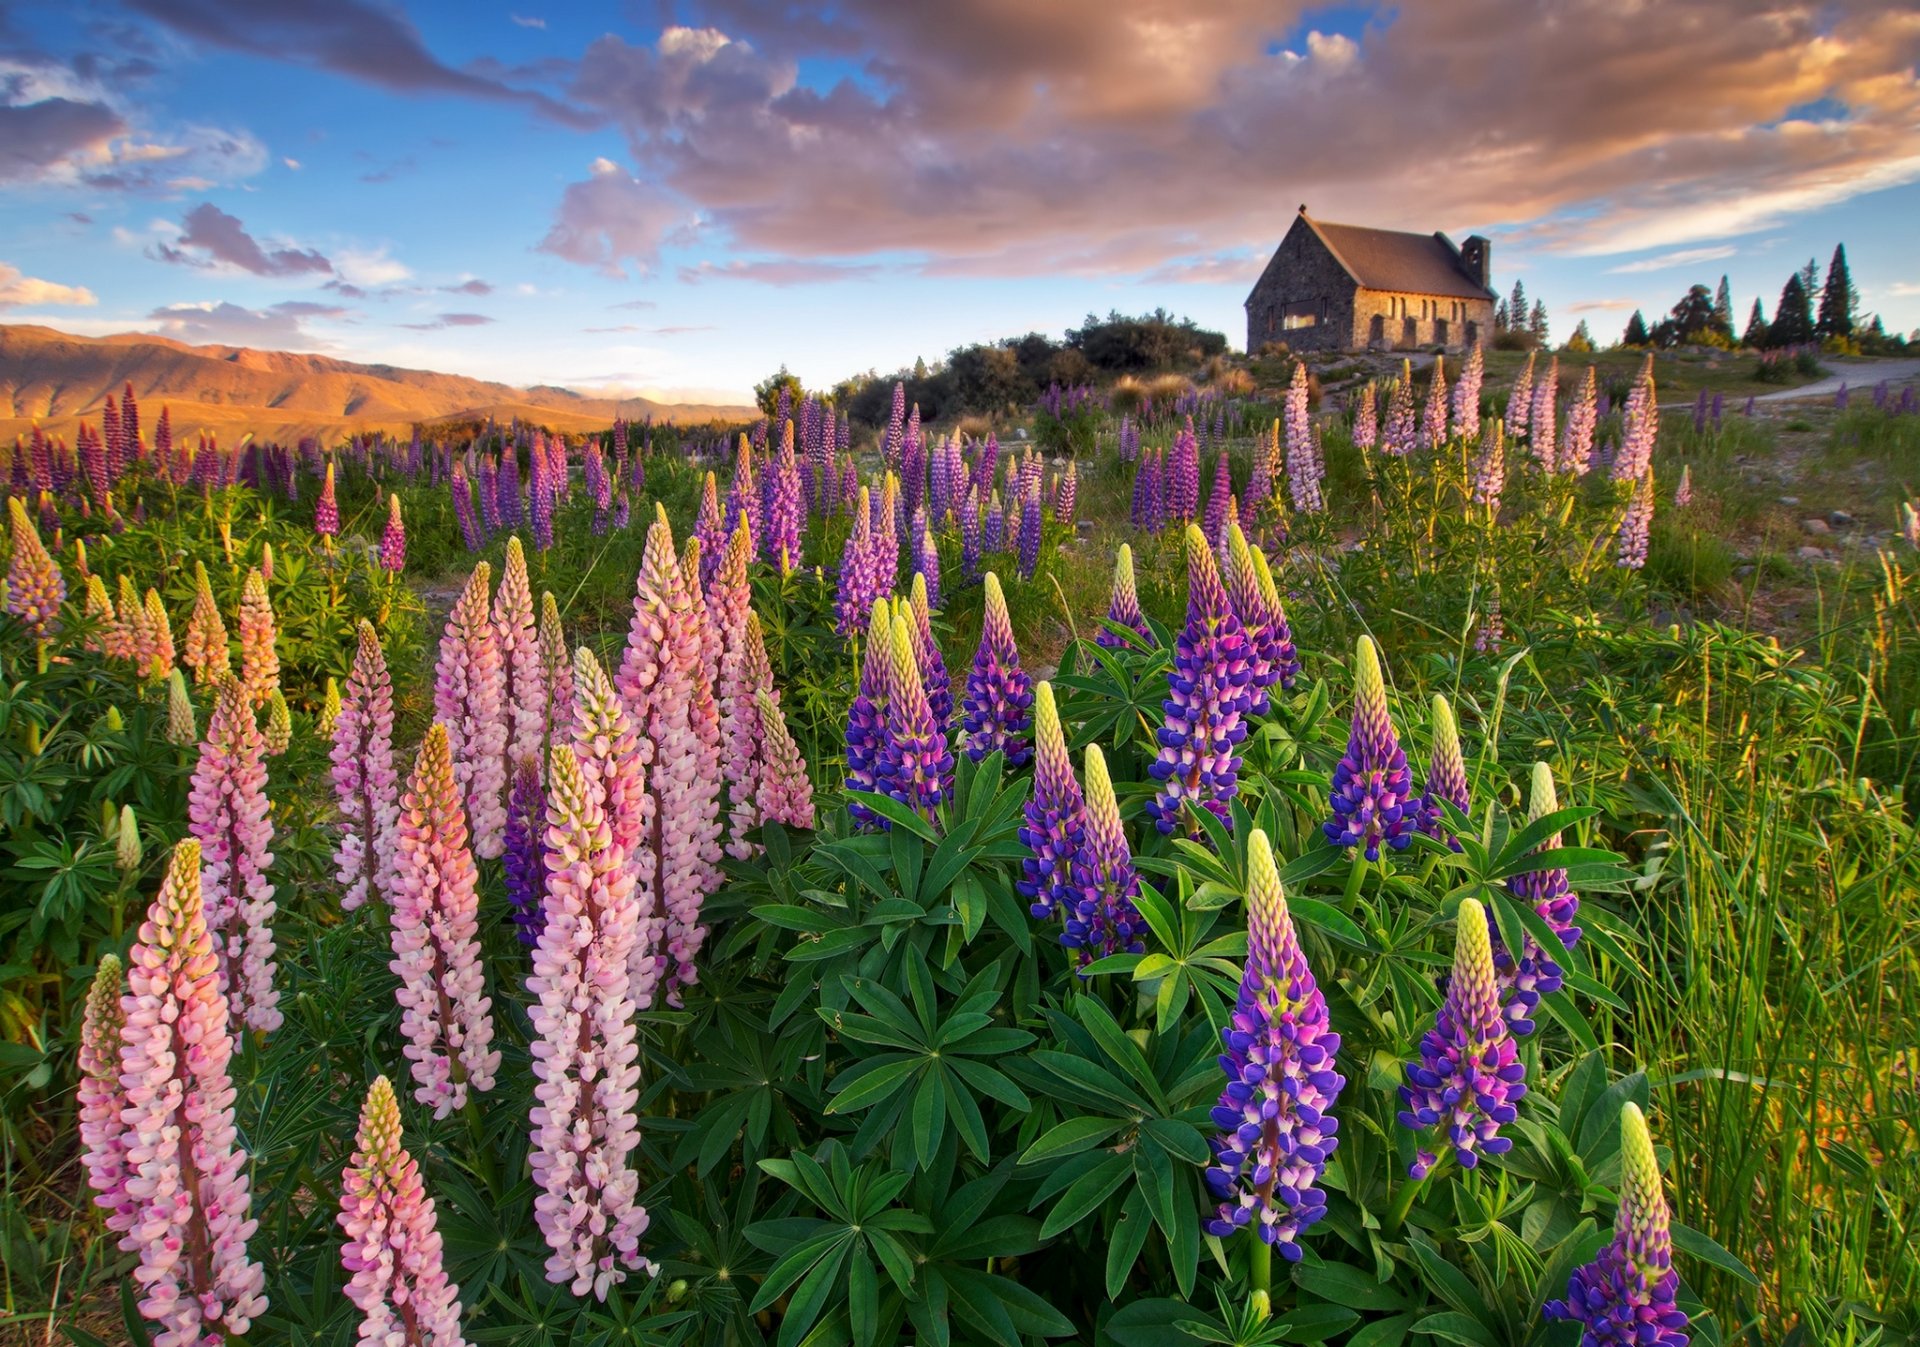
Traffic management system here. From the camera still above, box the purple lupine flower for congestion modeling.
[531,463,556,552]
[1055,460,1077,528]
[379,494,407,572]
[1692,388,1709,435]
[1170,419,1200,522]
[1529,358,1559,471]
[499,446,523,528]
[1397,897,1526,1177]
[1616,471,1653,570]
[1674,466,1693,508]
[1493,762,1582,1036]
[1452,344,1484,441]
[844,599,894,829]
[1097,543,1153,650]
[1016,478,1043,580]
[912,510,941,610]
[834,489,877,639]
[1286,377,1324,514]
[316,461,339,537]
[1711,390,1723,428]
[1544,1103,1691,1347]
[1204,450,1234,547]
[984,490,1006,553]
[1224,524,1280,716]
[1476,588,1504,654]
[1420,355,1449,449]
[1248,547,1301,690]
[960,573,1033,768]
[1018,682,1086,919]
[1146,526,1255,836]
[1417,695,1470,849]
[1834,381,1849,411]
[1381,366,1418,457]
[724,435,760,554]
[1118,415,1139,461]
[765,423,803,573]
[1351,382,1377,451]
[1613,355,1657,483]
[1064,745,1145,965]
[1322,635,1414,860]
[1506,351,1537,444]
[1204,827,1342,1257]
[905,573,952,731]
[1471,420,1506,511]
[451,460,484,552]
[876,611,953,825]
[503,756,546,946]
[695,472,726,586]
[1560,366,1598,476]
[960,485,983,581]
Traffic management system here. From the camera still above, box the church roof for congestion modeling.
[1300,215,1495,301]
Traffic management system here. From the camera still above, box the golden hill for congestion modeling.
[0,324,755,444]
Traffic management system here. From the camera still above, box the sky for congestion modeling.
[3,0,1919,404]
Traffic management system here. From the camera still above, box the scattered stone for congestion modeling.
[1796,546,1828,561]
[1779,495,1801,506]
[1802,518,1830,536]
[1828,509,1855,529]
[1734,565,1757,579]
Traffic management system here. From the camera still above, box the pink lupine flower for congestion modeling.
[5,496,64,643]
[141,588,176,682]
[237,567,278,708]
[682,534,723,693]
[334,620,400,913]
[77,954,132,1233]
[112,574,145,664]
[81,573,114,653]
[1529,358,1559,472]
[315,461,339,538]
[720,610,778,857]
[183,562,230,687]
[190,675,281,1037]
[540,591,573,744]
[434,563,508,859]
[568,648,660,1012]
[1420,354,1449,450]
[114,838,267,1345]
[755,688,815,830]
[390,723,499,1117]
[709,520,758,839]
[338,1076,468,1347]
[379,493,407,572]
[528,744,652,1298]
[493,536,545,775]
[616,505,722,1003]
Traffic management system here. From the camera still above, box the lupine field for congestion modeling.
[2,353,1918,1347]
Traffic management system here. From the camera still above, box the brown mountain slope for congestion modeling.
[0,324,755,443]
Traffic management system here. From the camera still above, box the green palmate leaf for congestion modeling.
[1409,1310,1492,1345]
[1021,1116,1126,1163]
[1672,1222,1762,1287]
[1038,1152,1132,1239]
[843,789,942,841]
[1108,1187,1155,1299]
[1292,1259,1412,1310]
[1343,1312,1417,1347]
[1491,805,1601,870]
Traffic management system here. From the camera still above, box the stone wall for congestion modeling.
[1348,291,1495,352]
[1245,220,1358,354]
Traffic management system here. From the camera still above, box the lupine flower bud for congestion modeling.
[906,571,951,730]
[1545,1103,1690,1346]
[391,723,499,1116]
[1418,695,1471,849]
[1397,897,1526,1177]
[1096,543,1153,650]
[1248,547,1301,690]
[166,669,197,747]
[961,573,1034,767]
[1018,682,1086,918]
[338,1076,469,1346]
[81,573,113,653]
[379,493,407,571]
[5,496,63,642]
[434,562,508,859]
[190,674,281,1036]
[1064,745,1144,965]
[113,838,268,1343]
[1673,465,1692,508]
[1615,470,1654,570]
[319,676,342,736]
[334,621,400,913]
[1492,762,1581,1036]
[183,561,230,687]
[569,648,660,1009]
[315,461,339,537]
[1147,527,1254,836]
[1204,828,1341,1258]
[539,591,572,742]
[136,588,175,681]
[494,536,545,776]
[116,803,142,873]
[264,688,292,755]
[1323,635,1414,860]
[877,610,954,825]
[237,567,278,707]
[755,688,815,830]
[845,598,894,829]
[77,953,131,1231]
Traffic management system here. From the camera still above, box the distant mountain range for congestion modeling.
[0,324,756,444]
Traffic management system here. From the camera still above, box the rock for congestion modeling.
[1734,565,1757,579]
[1779,495,1800,506]
[1802,518,1830,536]
[1796,546,1828,561]
[1828,509,1855,528]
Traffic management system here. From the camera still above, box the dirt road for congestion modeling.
[1752,357,1920,403]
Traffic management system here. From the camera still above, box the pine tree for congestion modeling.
[1567,320,1594,353]
[1742,297,1769,349]
[1771,273,1813,347]
[1623,310,1650,347]
[1528,299,1549,346]
[1712,275,1734,339]
[1816,243,1856,340]
[1798,257,1821,310]
[1494,298,1510,333]
[1508,281,1528,333]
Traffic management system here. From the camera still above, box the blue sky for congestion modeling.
[3,1,1917,402]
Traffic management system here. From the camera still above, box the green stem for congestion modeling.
[1249,1234,1272,1321]
[1340,851,1368,908]
[1385,1171,1424,1234]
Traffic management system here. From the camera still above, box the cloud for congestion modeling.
[0,96,127,183]
[1605,245,1740,275]
[677,259,882,286]
[283,156,301,169]
[147,299,346,346]
[537,157,694,277]
[584,322,716,334]
[153,202,333,276]
[609,298,658,310]
[1887,281,1920,298]
[511,14,546,29]
[400,312,497,330]
[1139,252,1265,286]
[1567,298,1642,313]
[0,263,99,308]
[334,247,412,286]
[443,278,494,296]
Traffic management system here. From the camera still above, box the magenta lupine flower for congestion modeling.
[1056,460,1077,527]
[379,493,407,571]
[882,381,907,468]
[1147,527,1255,836]
[1287,421,1324,518]
[1560,366,1598,476]
[844,598,894,830]
[1616,471,1654,570]
[6,497,64,642]
[540,591,573,744]
[334,621,400,914]
[1613,355,1657,483]
[711,523,762,849]
[906,573,952,730]
[1351,382,1377,452]
[1420,355,1449,449]
[913,509,942,609]
[435,562,509,859]
[504,756,547,946]
[1471,420,1506,511]
[1097,543,1153,650]
[1529,358,1560,471]
[1397,897,1527,1177]
[1204,449,1234,547]
[77,954,132,1233]
[1064,745,1145,965]
[495,536,546,777]
[1673,465,1693,508]
[1545,1104,1691,1347]
[1506,351,1537,443]
[877,610,954,825]
[961,573,1034,768]
[528,743,651,1298]
[1493,762,1582,1037]
[1018,681,1085,918]
[568,648,660,1009]
[112,838,268,1345]
[1381,368,1418,456]
[338,1076,469,1346]
[1170,420,1201,522]
[1418,695,1471,849]
[755,688,815,830]
[390,723,499,1117]
[315,460,339,538]
[1204,827,1342,1257]
[1323,635,1415,860]
[1452,344,1484,441]
[617,505,722,1002]
[190,674,280,1037]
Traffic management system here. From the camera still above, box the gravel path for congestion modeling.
[1752,357,1920,403]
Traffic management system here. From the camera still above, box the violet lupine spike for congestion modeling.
[722,611,777,859]
[834,488,879,638]
[984,489,1006,553]
[1146,527,1255,836]
[5,497,63,642]
[1616,471,1654,571]
[391,723,499,1117]
[1018,681,1087,919]
[77,954,133,1234]
[695,471,726,586]
[765,421,804,573]
[1613,354,1658,483]
[724,434,760,555]
[434,562,509,859]
[315,460,339,538]
[339,1076,470,1346]
[913,514,942,610]
[1452,344,1484,442]
[1397,896,1527,1178]
[1204,449,1234,547]
[1248,420,1276,510]
[616,505,722,1003]
[755,688,815,831]
[1351,382,1378,452]
[1506,350,1537,443]
[1545,1103,1691,1347]
[1170,420,1201,522]
[495,536,545,776]
[503,757,547,946]
[844,598,895,830]
[1056,460,1077,528]
[1064,744,1145,966]
[379,492,407,571]
[1016,478,1043,580]
[568,647,660,1010]
[1529,358,1560,472]
[1286,407,1324,517]
[334,621,400,914]
[238,566,279,707]
[539,591,573,743]
[1323,635,1415,861]
[111,838,268,1345]
[1420,355,1449,450]
[711,520,760,846]
[1381,368,1418,457]
[1560,366,1598,476]
[1494,762,1582,1037]
[906,572,952,730]
[961,572,1034,768]
[184,561,230,687]
[190,674,281,1037]
[1471,419,1506,512]
[451,459,484,552]
[877,610,954,825]
[1097,543,1153,650]
[1204,827,1342,1257]
[528,744,651,1299]
[1418,695,1471,850]
[961,484,983,581]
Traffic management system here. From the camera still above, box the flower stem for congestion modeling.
[1249,1235,1272,1320]
[1340,850,1367,908]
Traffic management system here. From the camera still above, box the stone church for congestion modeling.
[1245,208,1496,354]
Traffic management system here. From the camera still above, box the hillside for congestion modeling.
[0,324,755,443]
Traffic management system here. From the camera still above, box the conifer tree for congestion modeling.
[1494,298,1510,333]
[1816,243,1856,340]
[1742,297,1769,349]
[1508,280,1528,333]
[1623,310,1650,347]
[1528,300,1549,346]
[1568,319,1593,352]
[1771,273,1814,347]
[1712,275,1734,339]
